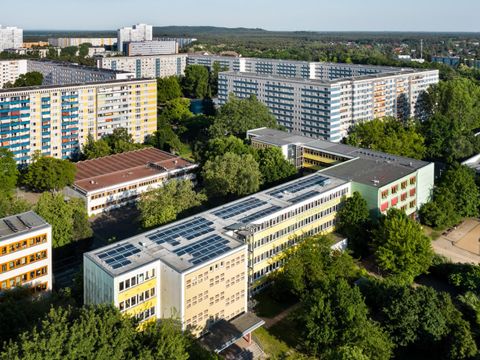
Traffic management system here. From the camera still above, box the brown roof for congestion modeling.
[74,148,196,193]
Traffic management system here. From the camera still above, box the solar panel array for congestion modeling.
[240,205,281,224]
[268,175,329,198]
[212,197,267,219]
[289,190,320,204]
[147,217,214,246]
[174,234,231,265]
[97,243,141,269]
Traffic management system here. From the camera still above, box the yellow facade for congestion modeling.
[184,251,246,336]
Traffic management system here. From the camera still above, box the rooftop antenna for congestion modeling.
[420,39,424,60]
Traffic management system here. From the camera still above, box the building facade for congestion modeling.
[0,211,52,293]
[27,60,134,85]
[125,40,178,56]
[70,148,198,216]
[219,68,438,142]
[84,171,349,337]
[0,78,157,164]
[0,59,27,88]
[48,38,117,48]
[0,25,22,51]
[96,54,187,78]
[117,24,153,53]
[247,128,434,218]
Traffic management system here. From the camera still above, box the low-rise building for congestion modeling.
[48,37,117,48]
[0,211,52,293]
[70,148,198,216]
[84,171,350,337]
[247,128,434,218]
[96,54,187,78]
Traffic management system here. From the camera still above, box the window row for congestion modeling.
[209,291,225,306]
[0,234,47,257]
[253,204,339,249]
[118,268,155,292]
[186,290,209,309]
[119,287,155,311]
[0,266,48,290]
[0,250,47,274]
[226,272,245,288]
[225,290,246,307]
[135,306,155,322]
[209,273,225,287]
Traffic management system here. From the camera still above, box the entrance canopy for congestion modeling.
[200,312,265,353]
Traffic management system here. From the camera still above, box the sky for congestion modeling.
[1,0,479,32]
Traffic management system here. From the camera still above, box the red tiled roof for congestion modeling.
[74,148,196,193]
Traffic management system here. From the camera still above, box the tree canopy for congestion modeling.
[82,134,111,160]
[254,147,297,185]
[345,117,426,159]
[103,128,144,154]
[4,71,43,88]
[209,95,277,139]
[372,208,434,283]
[202,152,262,198]
[182,65,209,98]
[34,192,92,248]
[0,148,19,194]
[157,76,182,104]
[420,165,480,229]
[23,155,76,192]
[138,180,206,228]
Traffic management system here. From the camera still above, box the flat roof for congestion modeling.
[0,77,155,94]
[248,128,430,187]
[74,148,197,193]
[28,60,131,75]
[84,172,347,276]
[220,67,434,84]
[0,211,50,242]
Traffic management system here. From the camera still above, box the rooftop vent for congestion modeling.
[4,219,19,232]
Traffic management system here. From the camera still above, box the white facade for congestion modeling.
[0,211,52,293]
[0,59,27,88]
[0,25,23,51]
[97,54,187,78]
[125,40,177,56]
[117,24,153,53]
[48,38,117,48]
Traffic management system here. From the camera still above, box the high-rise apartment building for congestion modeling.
[48,38,117,48]
[0,25,23,52]
[96,54,187,78]
[124,40,178,56]
[117,24,153,53]
[0,59,27,88]
[0,78,157,164]
[0,211,52,293]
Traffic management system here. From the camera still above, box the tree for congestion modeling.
[0,148,19,194]
[104,128,143,154]
[182,65,209,98]
[157,76,182,104]
[35,193,91,248]
[255,147,297,185]
[159,98,193,131]
[298,279,393,359]
[0,193,31,218]
[421,78,480,163]
[4,71,43,88]
[345,117,426,160]
[420,165,480,229]
[23,155,76,192]
[202,152,262,198]
[145,119,183,154]
[273,235,357,298]
[373,208,434,283]
[208,61,228,97]
[82,133,111,159]
[209,95,277,139]
[138,180,206,228]
[336,192,370,257]
[200,135,252,164]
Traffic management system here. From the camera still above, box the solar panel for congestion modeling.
[268,175,330,198]
[240,205,281,224]
[212,197,267,219]
[96,243,141,269]
[289,190,320,204]
[147,217,215,246]
[173,234,231,265]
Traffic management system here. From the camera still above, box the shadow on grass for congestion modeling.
[254,290,297,318]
